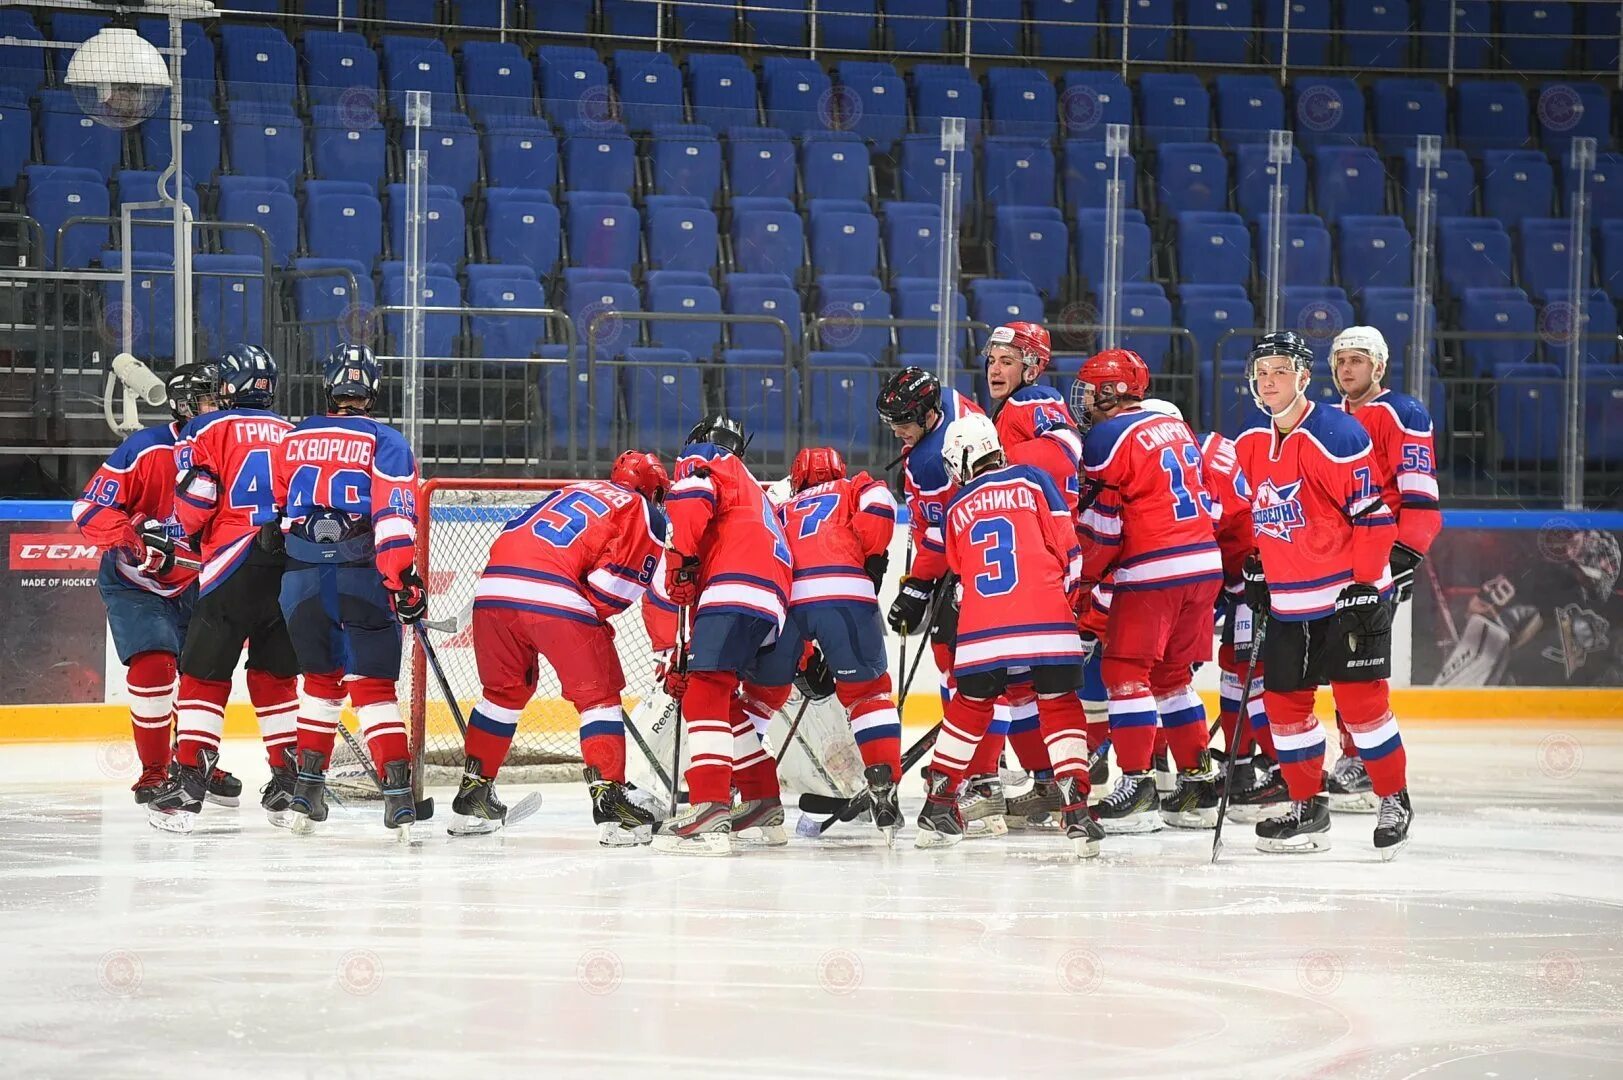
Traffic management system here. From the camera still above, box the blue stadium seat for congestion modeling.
[1571,152,1623,221]
[1185,0,1254,64]
[103,252,175,359]
[24,165,109,268]
[1401,146,1475,220]
[386,182,465,267]
[0,11,45,98]
[646,200,719,275]
[687,54,758,133]
[1181,284,1254,371]
[1420,1,1488,70]
[1441,218,1513,298]
[968,0,1024,54]
[897,134,968,208]
[380,0,438,22]
[1060,71,1132,141]
[601,0,659,36]
[454,0,514,29]
[194,254,269,358]
[983,137,1057,211]
[291,257,373,361]
[1603,220,1623,300]
[763,57,833,137]
[614,51,685,133]
[1234,143,1307,222]
[970,279,1044,338]
[301,31,378,110]
[748,0,808,46]
[483,117,557,192]
[1543,289,1619,366]
[1156,143,1229,217]
[218,185,297,267]
[1585,367,1623,464]
[1581,1,1622,71]
[911,64,983,145]
[1338,215,1411,295]
[309,105,386,189]
[835,61,908,148]
[1257,213,1332,288]
[894,275,969,356]
[810,201,880,278]
[803,132,872,204]
[217,174,291,198]
[469,274,547,358]
[617,347,696,453]
[993,206,1068,298]
[305,182,384,266]
[0,96,28,193]
[1063,140,1136,211]
[726,272,801,352]
[563,125,636,195]
[987,67,1058,142]
[1280,285,1353,365]
[730,127,798,201]
[1262,0,1330,66]
[730,194,796,215]
[1312,146,1386,223]
[806,351,879,455]
[141,99,220,186]
[136,18,213,100]
[1460,287,1536,375]
[722,349,798,455]
[227,107,304,190]
[888,0,949,53]
[1457,81,1532,155]
[1493,362,1563,464]
[381,36,457,117]
[465,263,538,288]
[1481,149,1555,230]
[565,278,642,365]
[462,41,534,124]
[220,25,297,108]
[52,13,108,42]
[881,201,942,280]
[1500,2,1573,71]
[377,270,460,358]
[675,1,738,41]
[818,0,880,50]
[1074,208,1151,288]
[38,91,120,180]
[1139,73,1211,148]
[114,170,200,256]
[636,124,715,202]
[815,274,891,361]
[1519,217,1590,303]
[1290,77,1365,151]
[564,199,639,273]
[537,47,609,129]
[732,206,805,278]
[1176,211,1251,287]
[1360,287,1434,380]
[1538,82,1612,157]
[1372,78,1447,157]
[1030,0,1099,59]
[1119,282,1175,370]
[1214,74,1284,147]
[421,113,481,201]
[1120,0,1175,60]
[1342,1,1412,68]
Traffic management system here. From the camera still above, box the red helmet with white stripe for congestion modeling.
[1070,348,1151,425]
[609,450,670,502]
[789,446,847,492]
[983,321,1053,380]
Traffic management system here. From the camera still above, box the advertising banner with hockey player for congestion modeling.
[1412,521,1623,687]
[0,520,108,705]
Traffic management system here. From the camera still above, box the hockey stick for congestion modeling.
[335,717,436,821]
[802,720,943,833]
[623,702,674,796]
[668,603,692,817]
[412,622,542,827]
[1212,608,1268,864]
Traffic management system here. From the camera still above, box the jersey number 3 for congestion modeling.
[969,517,1018,597]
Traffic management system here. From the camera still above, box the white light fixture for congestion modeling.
[64,27,170,129]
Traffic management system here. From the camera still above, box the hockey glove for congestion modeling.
[795,645,836,700]
[665,553,701,607]
[1242,554,1270,615]
[1389,542,1424,605]
[136,521,177,575]
[1079,631,1100,664]
[391,566,428,625]
[863,551,889,592]
[1334,583,1390,654]
[887,576,935,634]
[654,651,688,700]
[255,519,285,556]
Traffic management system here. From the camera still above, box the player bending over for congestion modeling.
[918,414,1103,859]
[74,363,241,807]
[272,345,424,837]
[148,345,300,833]
[458,451,670,843]
[1234,331,1413,858]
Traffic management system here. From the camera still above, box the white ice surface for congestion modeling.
[2,723,1621,1080]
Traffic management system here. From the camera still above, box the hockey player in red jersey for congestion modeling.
[918,414,1103,859]
[1071,349,1224,834]
[1328,326,1442,812]
[460,451,669,844]
[74,363,241,807]
[1234,331,1412,858]
[270,345,423,837]
[147,345,301,834]
[653,415,794,856]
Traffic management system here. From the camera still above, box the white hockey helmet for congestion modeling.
[1138,397,1185,421]
[1331,325,1390,378]
[942,413,1004,485]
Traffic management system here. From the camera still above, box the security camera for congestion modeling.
[112,353,169,409]
[65,28,171,130]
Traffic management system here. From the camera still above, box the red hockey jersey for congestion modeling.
[900,386,982,582]
[1078,408,1223,592]
[996,385,1085,516]
[1234,402,1398,621]
[665,444,793,627]
[74,421,199,598]
[272,414,421,589]
[779,472,896,609]
[174,407,294,595]
[477,480,665,626]
[944,464,1084,675]
[1341,389,1442,556]
[1198,430,1255,584]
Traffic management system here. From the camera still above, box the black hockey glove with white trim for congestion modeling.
[1388,542,1424,605]
[887,576,934,634]
[1242,554,1270,616]
[1334,583,1390,653]
[391,566,428,625]
[136,521,176,575]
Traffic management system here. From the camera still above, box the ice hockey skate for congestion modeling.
[1056,776,1103,859]
[205,767,242,807]
[958,775,1008,838]
[1159,750,1220,829]
[380,760,417,841]
[1006,778,1063,829]
[1094,771,1163,834]
[1326,753,1379,812]
[288,749,330,834]
[447,758,509,837]
[1374,789,1413,861]
[146,749,218,835]
[914,768,965,849]
[729,797,788,847]
[1224,754,1290,823]
[585,767,656,847]
[1152,749,1175,795]
[864,764,902,845]
[1255,796,1332,854]
[132,763,168,805]
[260,750,298,829]
[651,801,733,856]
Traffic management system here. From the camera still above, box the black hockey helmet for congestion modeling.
[215,343,278,408]
[165,362,219,422]
[1247,330,1315,372]
[875,366,941,427]
[685,413,749,456]
[323,343,380,413]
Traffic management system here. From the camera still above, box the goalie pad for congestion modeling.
[1433,613,1512,686]
[767,690,866,799]
[624,689,687,814]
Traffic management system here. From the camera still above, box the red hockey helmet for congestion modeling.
[609,450,670,502]
[790,446,847,492]
[983,321,1053,379]
[1070,348,1151,421]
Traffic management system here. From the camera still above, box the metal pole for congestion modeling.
[1119,0,1129,80]
[1408,134,1439,403]
[656,0,665,52]
[1277,0,1290,83]
[809,0,818,60]
[499,0,506,44]
[1564,136,1596,511]
[964,0,973,65]
[1447,0,1458,85]
[934,117,964,386]
[168,13,191,369]
[1101,122,1128,351]
[1264,129,1292,333]
[403,89,430,460]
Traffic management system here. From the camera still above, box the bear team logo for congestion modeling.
[1251,479,1306,542]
